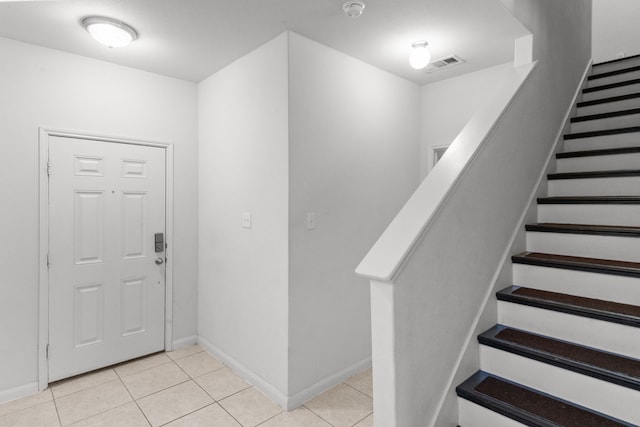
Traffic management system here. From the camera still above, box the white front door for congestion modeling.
[48,136,166,382]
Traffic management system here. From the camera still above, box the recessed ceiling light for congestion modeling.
[82,16,137,48]
[409,41,431,70]
[343,1,366,18]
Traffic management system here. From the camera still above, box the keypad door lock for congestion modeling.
[155,233,164,253]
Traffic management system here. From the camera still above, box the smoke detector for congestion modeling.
[343,1,366,18]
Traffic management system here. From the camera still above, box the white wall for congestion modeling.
[197,31,421,405]
[287,33,420,399]
[592,0,640,63]
[198,34,290,399]
[420,62,514,179]
[0,37,198,397]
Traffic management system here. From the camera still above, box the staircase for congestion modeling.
[456,54,640,426]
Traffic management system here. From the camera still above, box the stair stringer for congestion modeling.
[433,61,592,427]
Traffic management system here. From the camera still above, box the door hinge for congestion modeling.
[47,161,51,176]
[47,253,50,269]
[46,344,50,359]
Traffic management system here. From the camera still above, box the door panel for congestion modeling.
[73,282,104,348]
[48,136,166,382]
[73,190,105,264]
[121,276,147,336]
[122,192,147,259]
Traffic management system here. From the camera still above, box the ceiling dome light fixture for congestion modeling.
[409,41,431,70]
[343,1,366,18]
[82,16,137,48]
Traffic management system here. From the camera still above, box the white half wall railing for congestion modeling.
[357,60,536,284]
[356,59,537,426]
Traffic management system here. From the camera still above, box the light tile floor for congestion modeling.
[0,345,373,427]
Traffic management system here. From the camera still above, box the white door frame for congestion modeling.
[38,128,175,390]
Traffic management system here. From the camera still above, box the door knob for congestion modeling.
[155,257,164,265]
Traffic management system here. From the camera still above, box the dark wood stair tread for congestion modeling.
[571,107,640,123]
[512,251,640,278]
[577,92,640,108]
[557,146,640,158]
[588,64,640,81]
[497,284,640,326]
[456,371,633,427]
[459,57,640,426]
[593,53,640,68]
[480,325,640,391]
[564,125,640,140]
[548,169,640,180]
[538,196,640,204]
[525,223,640,237]
[583,78,640,94]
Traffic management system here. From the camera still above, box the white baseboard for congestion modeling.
[0,382,39,405]
[172,335,198,351]
[287,356,372,410]
[197,336,290,409]
[197,336,371,411]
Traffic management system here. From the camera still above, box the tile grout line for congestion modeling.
[51,391,63,427]
[350,410,374,427]
[155,402,219,427]
[342,381,374,426]
[114,362,153,427]
[54,378,131,426]
[129,357,211,425]
[300,379,374,427]
[342,381,374,401]
[214,383,281,427]
[0,389,56,422]
[114,352,174,379]
[123,355,207,426]
[252,405,286,427]
[185,364,246,426]
[175,347,256,426]
[152,354,245,426]
[302,403,339,427]
[216,403,245,427]
[166,348,205,363]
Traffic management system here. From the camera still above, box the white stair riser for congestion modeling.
[582,82,640,102]
[538,204,640,227]
[525,231,640,263]
[556,152,640,173]
[548,176,640,196]
[458,398,526,427]
[593,57,640,74]
[586,70,640,88]
[498,301,640,359]
[578,97,640,116]
[480,346,640,425]
[513,263,640,306]
[563,132,640,152]
[570,113,640,133]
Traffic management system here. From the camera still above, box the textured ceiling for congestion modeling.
[0,0,529,84]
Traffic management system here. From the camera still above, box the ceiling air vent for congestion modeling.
[424,55,465,73]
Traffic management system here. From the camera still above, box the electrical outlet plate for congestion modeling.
[306,212,316,230]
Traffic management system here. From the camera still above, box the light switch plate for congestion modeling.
[242,212,252,229]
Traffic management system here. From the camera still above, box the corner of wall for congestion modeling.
[196,31,290,400]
